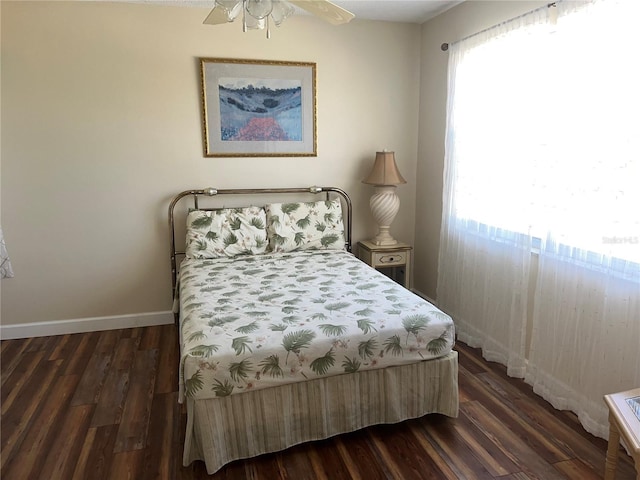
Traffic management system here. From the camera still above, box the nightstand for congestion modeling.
[357,240,412,289]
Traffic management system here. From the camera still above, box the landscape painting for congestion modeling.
[200,58,316,157]
[219,78,302,142]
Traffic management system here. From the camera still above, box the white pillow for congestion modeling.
[265,199,345,253]
[185,206,268,259]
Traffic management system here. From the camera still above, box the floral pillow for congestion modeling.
[185,206,268,259]
[265,199,345,252]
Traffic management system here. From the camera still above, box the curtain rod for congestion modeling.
[440,1,557,51]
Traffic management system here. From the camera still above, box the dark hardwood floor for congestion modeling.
[1,325,635,479]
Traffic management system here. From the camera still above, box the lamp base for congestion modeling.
[371,227,398,246]
[369,186,400,247]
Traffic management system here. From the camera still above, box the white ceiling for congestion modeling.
[331,0,464,23]
[111,1,464,24]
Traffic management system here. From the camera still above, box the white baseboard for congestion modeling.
[0,311,174,340]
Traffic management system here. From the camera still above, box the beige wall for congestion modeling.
[414,0,547,300]
[1,1,421,326]
[1,0,556,328]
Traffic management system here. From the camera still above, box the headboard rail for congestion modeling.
[168,186,352,299]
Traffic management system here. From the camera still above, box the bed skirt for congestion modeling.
[183,350,459,474]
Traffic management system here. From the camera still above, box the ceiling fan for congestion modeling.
[204,0,355,37]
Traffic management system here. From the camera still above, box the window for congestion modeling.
[449,0,640,265]
[438,0,640,440]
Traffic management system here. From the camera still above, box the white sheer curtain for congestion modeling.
[525,0,640,439]
[438,0,640,439]
[437,7,550,378]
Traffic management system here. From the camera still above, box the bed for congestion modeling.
[169,186,459,474]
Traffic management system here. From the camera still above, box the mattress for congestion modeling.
[178,249,455,402]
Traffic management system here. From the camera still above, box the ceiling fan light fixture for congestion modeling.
[203,0,354,37]
[243,10,267,30]
[271,0,295,27]
[215,0,243,21]
[245,0,274,20]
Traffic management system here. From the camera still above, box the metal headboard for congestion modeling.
[168,186,352,299]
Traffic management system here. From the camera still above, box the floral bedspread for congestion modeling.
[178,250,455,402]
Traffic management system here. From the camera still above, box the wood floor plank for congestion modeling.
[458,382,474,403]
[40,404,94,480]
[370,421,454,480]
[451,407,520,476]
[155,324,179,395]
[304,444,334,480]
[70,330,124,406]
[1,351,46,415]
[91,337,138,427]
[334,431,392,480]
[113,348,158,452]
[558,408,636,477]
[1,371,78,478]
[498,473,535,480]
[48,333,74,361]
[367,430,410,478]
[244,454,284,480]
[141,392,178,480]
[406,421,460,480]
[0,358,62,470]
[275,445,317,480]
[458,363,571,465]
[138,324,162,351]
[0,337,32,386]
[479,369,610,471]
[457,343,636,478]
[214,461,251,480]
[2,329,636,480]
[71,425,98,480]
[71,425,118,480]
[332,436,364,480]
[304,437,351,480]
[554,457,604,480]
[63,331,100,376]
[107,449,145,480]
[71,352,113,406]
[94,329,125,354]
[23,335,57,354]
[455,342,490,374]
[419,412,496,480]
[461,400,567,480]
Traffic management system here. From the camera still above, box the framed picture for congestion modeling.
[199,58,317,157]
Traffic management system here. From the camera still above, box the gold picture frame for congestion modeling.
[200,58,317,157]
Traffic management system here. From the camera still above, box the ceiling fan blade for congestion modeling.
[288,0,355,25]
[203,7,230,25]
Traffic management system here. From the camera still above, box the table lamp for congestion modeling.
[362,151,406,246]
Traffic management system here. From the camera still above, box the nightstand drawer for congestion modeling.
[372,251,407,267]
[357,240,413,289]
